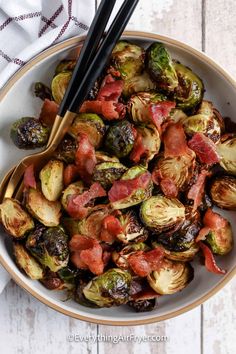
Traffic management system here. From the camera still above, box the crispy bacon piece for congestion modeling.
[188,133,220,164]
[69,235,104,275]
[63,164,80,186]
[163,123,191,158]
[39,99,58,128]
[199,242,226,275]
[149,101,176,131]
[196,208,228,242]
[108,172,151,203]
[23,164,36,189]
[97,74,124,101]
[75,133,96,182]
[187,170,210,210]
[100,215,123,243]
[80,100,126,120]
[130,133,147,163]
[160,178,178,198]
[128,247,165,277]
[67,182,106,220]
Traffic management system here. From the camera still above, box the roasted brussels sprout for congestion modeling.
[146,42,178,91]
[57,266,79,288]
[51,71,72,104]
[182,101,223,143]
[174,62,204,111]
[13,242,44,280]
[83,268,132,307]
[69,113,105,148]
[122,71,156,97]
[217,136,236,175]
[39,160,64,201]
[132,124,161,163]
[10,117,49,149]
[128,91,167,124]
[152,242,199,262]
[111,41,145,80]
[112,243,150,270]
[210,176,236,210]
[128,298,157,312]
[148,259,194,295]
[109,166,153,209]
[105,120,135,158]
[26,225,69,272]
[34,82,52,101]
[95,151,120,163]
[0,198,34,238]
[54,135,77,164]
[205,223,233,255]
[55,59,76,75]
[140,195,185,233]
[61,217,80,237]
[25,188,61,227]
[93,162,127,189]
[61,181,85,211]
[115,211,148,243]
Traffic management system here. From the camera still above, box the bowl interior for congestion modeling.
[0,33,235,324]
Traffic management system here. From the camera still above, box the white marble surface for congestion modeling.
[0,1,236,353]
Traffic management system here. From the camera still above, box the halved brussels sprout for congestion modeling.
[148,259,194,295]
[133,124,161,163]
[217,136,236,175]
[55,59,76,75]
[40,270,65,290]
[156,150,195,192]
[51,71,72,104]
[128,91,167,124]
[122,71,156,97]
[166,108,187,125]
[110,166,153,209]
[105,120,135,158]
[111,41,145,80]
[83,268,132,307]
[0,198,34,238]
[39,160,64,201]
[210,176,236,210]
[69,113,105,148]
[26,225,69,272]
[93,162,127,189]
[54,135,77,164]
[95,151,120,163]
[174,62,204,111]
[205,223,233,255]
[10,117,49,149]
[146,42,178,91]
[61,181,85,211]
[112,243,150,270]
[34,82,52,101]
[127,298,157,312]
[58,266,79,288]
[152,242,199,262]
[115,211,148,243]
[140,195,185,233]
[78,205,111,239]
[25,188,61,227]
[13,242,44,280]
[182,101,223,143]
[61,217,80,237]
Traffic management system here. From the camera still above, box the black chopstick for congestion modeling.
[58,0,117,117]
[69,0,139,113]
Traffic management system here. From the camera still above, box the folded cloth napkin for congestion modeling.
[0,0,95,293]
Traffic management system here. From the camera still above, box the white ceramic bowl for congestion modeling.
[0,31,235,325]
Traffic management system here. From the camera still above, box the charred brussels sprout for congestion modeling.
[122,72,156,97]
[140,196,185,233]
[174,62,204,111]
[69,113,105,148]
[26,225,69,272]
[61,181,85,211]
[146,42,178,91]
[39,160,64,201]
[55,59,76,75]
[83,268,132,307]
[128,91,167,124]
[34,82,52,101]
[51,71,72,104]
[182,101,223,143]
[93,162,127,189]
[13,243,44,280]
[105,120,135,158]
[0,198,34,238]
[148,259,194,295]
[25,188,61,227]
[128,298,157,312]
[95,151,120,163]
[115,211,149,243]
[111,41,145,80]
[217,136,236,175]
[133,124,161,163]
[112,243,150,270]
[210,176,236,210]
[57,266,79,288]
[152,242,199,262]
[205,223,233,255]
[10,117,49,149]
[55,135,77,164]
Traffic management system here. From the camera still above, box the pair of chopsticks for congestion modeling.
[59,0,139,117]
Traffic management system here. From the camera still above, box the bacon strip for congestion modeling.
[199,242,226,275]
[196,208,229,242]
[163,123,191,158]
[39,99,58,128]
[75,133,97,182]
[80,100,126,120]
[23,164,36,189]
[63,164,80,187]
[128,247,165,277]
[100,215,123,243]
[160,178,178,198]
[149,101,175,131]
[130,133,147,163]
[188,133,220,164]
[187,170,210,210]
[97,74,124,101]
